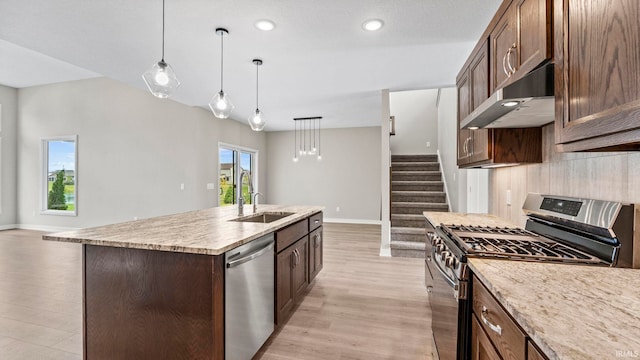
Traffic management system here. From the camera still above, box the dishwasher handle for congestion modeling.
[226,242,274,268]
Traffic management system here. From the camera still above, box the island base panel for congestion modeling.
[83,245,224,359]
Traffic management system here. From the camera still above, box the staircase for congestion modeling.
[390,154,449,258]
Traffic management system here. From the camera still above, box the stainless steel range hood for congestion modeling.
[460,63,555,129]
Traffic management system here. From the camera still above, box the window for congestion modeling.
[42,136,77,216]
[218,144,257,207]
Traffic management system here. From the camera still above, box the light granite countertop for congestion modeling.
[423,211,517,228]
[424,211,640,359]
[469,259,640,360]
[43,204,324,255]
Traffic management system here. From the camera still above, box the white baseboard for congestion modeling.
[16,224,80,233]
[324,218,382,225]
[0,224,18,231]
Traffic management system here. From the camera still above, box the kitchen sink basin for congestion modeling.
[230,212,295,223]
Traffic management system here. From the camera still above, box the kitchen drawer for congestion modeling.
[276,219,308,253]
[309,212,323,231]
[473,275,526,360]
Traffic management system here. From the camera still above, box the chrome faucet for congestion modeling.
[253,192,263,213]
[238,170,253,216]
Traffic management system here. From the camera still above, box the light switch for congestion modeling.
[206,183,215,190]
[506,190,512,206]
[180,183,185,190]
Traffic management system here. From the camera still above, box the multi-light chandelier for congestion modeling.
[293,117,322,162]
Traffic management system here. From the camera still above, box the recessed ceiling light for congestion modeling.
[255,19,276,31]
[362,19,384,31]
[502,101,520,107]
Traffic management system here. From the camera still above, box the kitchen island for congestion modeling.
[44,204,323,360]
[424,211,640,360]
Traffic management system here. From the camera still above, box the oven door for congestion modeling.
[427,246,469,360]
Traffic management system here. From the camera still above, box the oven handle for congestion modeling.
[432,247,457,288]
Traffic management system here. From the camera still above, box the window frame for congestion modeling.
[218,142,259,207]
[41,135,78,216]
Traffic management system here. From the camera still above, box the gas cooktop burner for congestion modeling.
[440,224,604,264]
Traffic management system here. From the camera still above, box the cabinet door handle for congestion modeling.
[506,43,517,75]
[502,51,510,77]
[481,305,503,336]
[294,249,299,267]
[315,233,321,248]
[463,137,469,156]
[468,136,474,156]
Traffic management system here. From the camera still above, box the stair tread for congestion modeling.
[391,227,426,235]
[392,190,445,195]
[391,214,427,219]
[390,240,426,250]
[392,180,443,184]
[392,201,448,206]
[392,161,438,165]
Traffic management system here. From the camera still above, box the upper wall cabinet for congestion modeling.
[554,0,640,151]
[456,0,549,168]
[491,0,553,93]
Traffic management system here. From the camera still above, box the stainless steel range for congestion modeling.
[425,193,638,360]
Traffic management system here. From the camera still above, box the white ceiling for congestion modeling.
[0,0,501,131]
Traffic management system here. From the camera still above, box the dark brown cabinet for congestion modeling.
[491,0,552,93]
[458,40,492,166]
[471,274,550,360]
[276,234,309,325]
[554,0,640,151]
[471,315,502,360]
[491,4,517,92]
[527,341,548,360]
[275,212,323,325]
[309,227,323,281]
[456,0,549,168]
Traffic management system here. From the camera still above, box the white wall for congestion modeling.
[266,127,381,222]
[17,77,267,230]
[437,87,467,212]
[390,89,438,155]
[0,85,18,228]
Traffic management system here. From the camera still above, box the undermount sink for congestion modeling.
[230,212,295,224]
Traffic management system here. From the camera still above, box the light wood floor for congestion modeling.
[0,224,433,359]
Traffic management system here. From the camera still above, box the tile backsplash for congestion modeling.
[489,124,639,226]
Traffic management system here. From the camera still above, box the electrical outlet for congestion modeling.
[133,216,138,221]
[506,190,512,206]
[206,183,215,190]
[33,210,36,217]
[336,206,340,212]
[180,183,185,190]
[453,172,456,181]
[426,141,431,148]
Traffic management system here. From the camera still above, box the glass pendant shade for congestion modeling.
[142,60,180,98]
[208,90,234,119]
[248,109,266,131]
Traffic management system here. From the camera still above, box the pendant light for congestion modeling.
[209,28,234,119]
[248,59,266,131]
[293,117,322,162]
[142,0,180,98]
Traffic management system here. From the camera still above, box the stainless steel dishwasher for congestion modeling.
[225,233,274,360]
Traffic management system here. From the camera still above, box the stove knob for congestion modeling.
[435,244,445,254]
[431,237,443,246]
[445,255,457,269]
[440,250,450,261]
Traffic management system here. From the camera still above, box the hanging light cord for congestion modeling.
[255,62,259,110]
[220,31,224,91]
[161,0,165,62]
